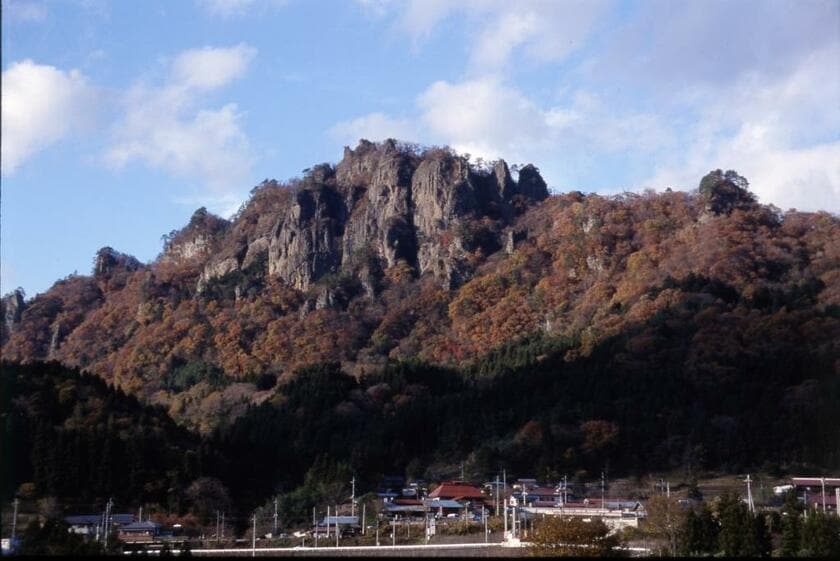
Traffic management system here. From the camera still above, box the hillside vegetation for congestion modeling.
[2,143,838,507]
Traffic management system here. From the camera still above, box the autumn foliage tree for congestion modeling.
[530,516,623,557]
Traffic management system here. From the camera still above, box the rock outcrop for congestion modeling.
[1,288,26,344]
[197,139,549,296]
[162,207,229,264]
[268,179,348,291]
[94,247,142,278]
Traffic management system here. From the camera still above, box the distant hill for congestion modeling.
[2,139,838,440]
[0,361,203,506]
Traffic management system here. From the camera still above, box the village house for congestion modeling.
[64,513,134,537]
[792,476,840,513]
[427,481,485,502]
[117,520,162,544]
[425,498,467,518]
[312,515,360,537]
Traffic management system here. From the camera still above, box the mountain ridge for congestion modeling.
[2,141,838,436]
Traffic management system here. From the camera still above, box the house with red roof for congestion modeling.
[427,481,485,502]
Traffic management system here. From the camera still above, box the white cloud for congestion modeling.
[106,45,256,198]
[197,0,256,17]
[417,77,550,159]
[329,112,417,146]
[390,0,611,70]
[354,0,395,18]
[599,0,840,89]
[341,0,840,211]
[172,44,256,90]
[3,0,47,22]
[196,0,286,18]
[1,60,98,174]
[332,76,671,190]
[647,45,840,212]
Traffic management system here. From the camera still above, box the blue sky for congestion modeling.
[2,0,839,297]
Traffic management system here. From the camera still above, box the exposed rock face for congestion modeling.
[94,247,142,278]
[339,140,417,271]
[199,139,549,295]
[516,164,549,202]
[162,207,229,264]
[268,182,347,290]
[48,320,62,358]
[1,289,26,344]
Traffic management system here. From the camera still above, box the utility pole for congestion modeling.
[821,477,827,512]
[221,512,225,540]
[835,488,840,518]
[104,498,113,549]
[563,474,568,506]
[392,517,396,546]
[503,497,508,538]
[314,507,319,547]
[362,503,366,536]
[483,507,488,543]
[11,498,19,541]
[495,474,500,516]
[216,510,220,543]
[601,472,606,511]
[252,514,256,557]
[351,477,356,518]
[512,504,517,538]
[273,497,278,538]
[335,504,339,547]
[745,474,755,513]
[326,506,330,539]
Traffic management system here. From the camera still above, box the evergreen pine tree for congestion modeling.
[717,492,748,556]
[801,511,840,557]
[694,503,719,555]
[680,509,703,555]
[779,512,801,557]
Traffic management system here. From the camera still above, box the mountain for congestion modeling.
[3,141,839,522]
[2,140,839,440]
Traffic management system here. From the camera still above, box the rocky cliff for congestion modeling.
[201,139,548,296]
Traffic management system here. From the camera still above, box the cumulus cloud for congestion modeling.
[2,60,98,174]
[417,77,550,159]
[106,44,256,197]
[171,44,256,90]
[328,112,417,146]
[646,45,840,212]
[344,0,840,211]
[333,77,671,190]
[387,0,611,70]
